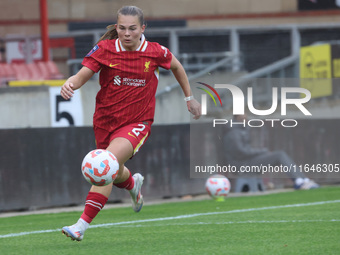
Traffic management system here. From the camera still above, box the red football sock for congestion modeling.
[113,169,135,190]
[80,192,108,224]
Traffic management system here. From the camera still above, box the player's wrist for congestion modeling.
[184,95,194,102]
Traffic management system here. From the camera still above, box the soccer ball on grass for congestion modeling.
[205,174,231,200]
[81,149,119,186]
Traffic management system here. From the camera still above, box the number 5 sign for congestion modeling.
[49,87,84,127]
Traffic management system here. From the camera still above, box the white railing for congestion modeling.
[2,22,340,63]
[179,51,237,72]
[67,51,241,80]
[156,52,240,97]
[230,55,299,105]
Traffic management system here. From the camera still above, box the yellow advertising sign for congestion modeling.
[333,58,340,78]
[300,44,332,98]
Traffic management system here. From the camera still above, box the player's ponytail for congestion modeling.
[96,24,118,44]
[96,6,145,44]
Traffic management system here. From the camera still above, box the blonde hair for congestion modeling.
[97,6,145,44]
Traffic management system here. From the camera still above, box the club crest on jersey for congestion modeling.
[86,45,99,57]
[144,61,151,72]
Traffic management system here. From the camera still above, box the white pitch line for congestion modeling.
[112,219,340,228]
[1,199,339,239]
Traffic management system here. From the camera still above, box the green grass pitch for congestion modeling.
[0,186,339,255]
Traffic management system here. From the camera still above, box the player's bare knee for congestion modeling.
[113,164,127,182]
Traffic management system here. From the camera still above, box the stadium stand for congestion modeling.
[45,61,64,79]
[0,63,16,85]
[12,63,31,80]
[0,61,64,86]
[26,62,45,80]
[36,61,52,80]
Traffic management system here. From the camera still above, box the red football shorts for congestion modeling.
[94,122,151,156]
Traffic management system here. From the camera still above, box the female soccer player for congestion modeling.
[60,6,201,241]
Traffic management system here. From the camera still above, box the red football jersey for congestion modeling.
[82,34,172,132]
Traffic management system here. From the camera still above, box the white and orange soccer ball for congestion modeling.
[81,149,119,186]
[205,174,231,200]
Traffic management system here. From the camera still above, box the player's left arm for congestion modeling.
[170,55,201,120]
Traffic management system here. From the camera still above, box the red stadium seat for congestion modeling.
[36,61,51,79]
[1,63,16,79]
[46,61,64,79]
[0,63,6,79]
[36,61,64,80]
[11,63,32,80]
[0,61,64,85]
[26,62,45,80]
[0,63,7,86]
[0,63,17,85]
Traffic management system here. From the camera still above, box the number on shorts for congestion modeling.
[132,124,146,137]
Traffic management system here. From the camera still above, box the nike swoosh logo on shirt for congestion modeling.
[109,63,119,68]
[128,132,137,139]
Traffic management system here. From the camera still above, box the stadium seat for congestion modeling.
[0,64,6,86]
[36,61,64,80]
[46,61,64,79]
[26,62,46,80]
[1,63,16,79]
[0,63,17,85]
[1,61,64,85]
[11,63,32,80]
[36,61,51,79]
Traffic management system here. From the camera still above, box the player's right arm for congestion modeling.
[60,66,95,100]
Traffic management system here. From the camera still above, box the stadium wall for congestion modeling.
[1,0,340,36]
[0,70,242,128]
[2,74,340,129]
[1,118,340,212]
[0,125,206,212]
[0,84,98,129]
